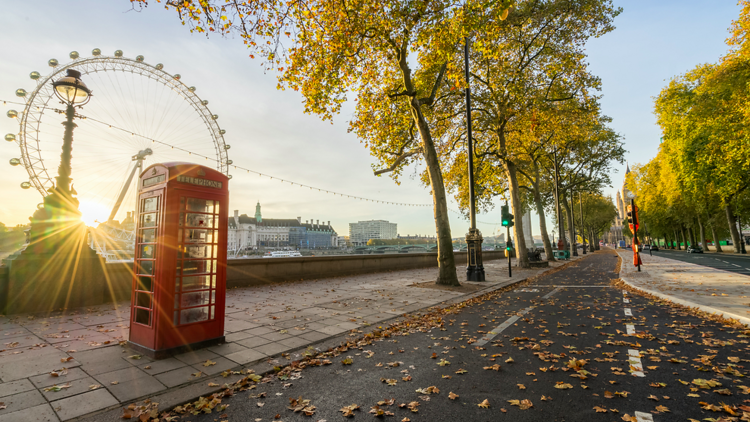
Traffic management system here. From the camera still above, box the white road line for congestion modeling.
[542,287,562,299]
[733,264,742,267]
[626,324,635,335]
[746,268,750,271]
[628,349,645,377]
[624,308,633,317]
[635,411,654,421]
[623,298,630,303]
[474,306,534,346]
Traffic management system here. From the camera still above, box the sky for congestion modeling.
[0,0,743,240]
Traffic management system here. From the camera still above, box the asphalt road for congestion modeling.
[149,251,750,422]
[655,248,750,277]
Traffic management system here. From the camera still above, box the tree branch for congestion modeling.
[418,62,448,106]
[373,148,422,175]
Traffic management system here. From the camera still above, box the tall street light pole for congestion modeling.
[464,36,485,281]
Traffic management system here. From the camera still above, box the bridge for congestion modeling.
[354,244,439,254]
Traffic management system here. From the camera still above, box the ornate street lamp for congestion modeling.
[51,69,91,198]
[26,69,93,251]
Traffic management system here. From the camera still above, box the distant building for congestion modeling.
[349,220,397,246]
[228,202,338,250]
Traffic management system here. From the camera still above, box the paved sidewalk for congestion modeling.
[616,248,750,325]
[0,254,582,421]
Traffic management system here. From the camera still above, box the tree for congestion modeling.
[436,0,620,267]
[131,0,516,285]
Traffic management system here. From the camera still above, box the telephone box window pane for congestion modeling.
[182,275,211,291]
[185,245,212,259]
[209,306,215,320]
[141,213,157,228]
[214,201,219,215]
[136,276,153,292]
[186,213,214,228]
[135,308,150,325]
[140,229,156,244]
[142,197,158,212]
[136,261,154,275]
[211,275,216,289]
[136,292,151,308]
[174,294,179,309]
[180,307,209,324]
[182,260,210,275]
[186,229,213,243]
[139,245,155,259]
[173,311,178,326]
[180,291,211,308]
[187,198,214,213]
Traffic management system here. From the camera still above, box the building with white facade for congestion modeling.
[228,202,338,251]
[349,220,398,246]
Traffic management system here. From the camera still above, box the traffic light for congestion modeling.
[626,205,634,225]
[501,205,515,227]
[501,205,510,226]
[506,240,513,251]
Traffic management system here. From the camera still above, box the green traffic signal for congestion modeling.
[501,205,510,226]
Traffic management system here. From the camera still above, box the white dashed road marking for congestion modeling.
[626,324,635,335]
[474,306,534,346]
[542,287,562,299]
[733,264,742,267]
[635,411,654,421]
[624,308,633,317]
[628,349,645,377]
[623,298,630,303]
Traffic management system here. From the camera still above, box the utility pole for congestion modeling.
[464,35,485,281]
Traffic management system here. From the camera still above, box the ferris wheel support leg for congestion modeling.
[108,158,143,223]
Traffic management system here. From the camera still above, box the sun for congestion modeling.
[78,200,110,227]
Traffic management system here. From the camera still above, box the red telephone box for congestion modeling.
[128,162,229,358]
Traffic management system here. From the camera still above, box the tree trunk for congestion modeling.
[697,217,706,250]
[679,226,686,248]
[561,192,575,257]
[726,204,742,253]
[673,229,681,250]
[710,223,723,252]
[409,97,458,285]
[503,160,529,268]
[688,224,697,247]
[531,179,555,262]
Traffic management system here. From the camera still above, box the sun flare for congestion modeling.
[78,200,110,227]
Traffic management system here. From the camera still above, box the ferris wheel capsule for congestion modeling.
[92,48,101,56]
[29,71,40,80]
[226,160,233,165]
[211,114,218,120]
[7,110,18,118]
[173,74,181,80]
[9,158,21,166]
[227,175,232,180]
[155,63,163,70]
[20,181,31,189]
[48,59,58,67]
[114,50,123,57]
[15,88,27,98]
[136,55,144,62]
[219,129,226,135]
[37,203,44,210]
[224,144,230,150]
[188,86,196,92]
[69,51,79,59]
[201,100,208,106]
[5,133,16,142]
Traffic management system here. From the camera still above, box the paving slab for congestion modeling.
[173,349,220,366]
[0,403,58,422]
[137,357,187,375]
[0,350,81,382]
[223,348,266,365]
[0,389,46,414]
[39,376,100,401]
[105,376,166,402]
[30,367,90,389]
[155,367,205,388]
[188,356,237,376]
[50,388,118,421]
[0,379,36,397]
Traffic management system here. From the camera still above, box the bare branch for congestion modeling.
[374,148,422,175]
[418,62,447,106]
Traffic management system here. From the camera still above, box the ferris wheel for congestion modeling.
[6,49,231,226]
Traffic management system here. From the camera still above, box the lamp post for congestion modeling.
[463,36,485,281]
[27,69,92,250]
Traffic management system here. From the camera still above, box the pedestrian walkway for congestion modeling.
[616,248,750,325]
[0,254,582,421]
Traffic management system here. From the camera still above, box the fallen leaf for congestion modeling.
[203,360,216,367]
[594,406,607,413]
[449,392,459,400]
[655,405,669,412]
[478,399,490,408]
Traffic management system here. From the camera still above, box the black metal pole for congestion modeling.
[578,191,586,254]
[632,198,641,272]
[464,36,485,281]
[507,226,512,278]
